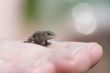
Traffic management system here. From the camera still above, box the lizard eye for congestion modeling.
[47,32,51,35]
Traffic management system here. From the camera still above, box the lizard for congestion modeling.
[24,31,55,46]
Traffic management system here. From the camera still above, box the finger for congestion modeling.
[26,60,56,73]
[52,43,103,73]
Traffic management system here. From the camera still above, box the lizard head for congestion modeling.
[43,31,56,40]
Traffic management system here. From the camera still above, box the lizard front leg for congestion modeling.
[45,41,51,46]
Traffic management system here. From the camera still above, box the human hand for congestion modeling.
[0,40,103,73]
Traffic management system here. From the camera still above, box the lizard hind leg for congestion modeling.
[25,37,33,43]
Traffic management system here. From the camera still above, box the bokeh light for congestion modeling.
[72,3,97,35]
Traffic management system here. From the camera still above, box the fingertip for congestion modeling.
[89,43,103,65]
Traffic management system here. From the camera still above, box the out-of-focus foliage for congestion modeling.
[25,0,77,25]
[25,0,41,21]
[25,0,110,25]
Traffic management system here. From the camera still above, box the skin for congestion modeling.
[0,40,103,73]
[24,31,55,46]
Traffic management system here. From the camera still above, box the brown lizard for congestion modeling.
[24,31,55,46]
